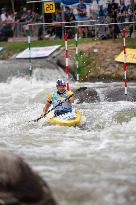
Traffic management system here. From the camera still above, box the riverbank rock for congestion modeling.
[75,87,100,103]
[104,87,136,102]
[0,150,58,205]
[74,86,136,103]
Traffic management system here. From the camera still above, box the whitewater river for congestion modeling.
[0,68,136,205]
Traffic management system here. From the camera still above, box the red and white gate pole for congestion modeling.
[122,29,127,95]
[64,32,69,90]
[75,33,79,81]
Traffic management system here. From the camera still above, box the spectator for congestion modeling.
[27,9,33,23]
[107,0,120,38]
[1,9,14,24]
[126,0,136,37]
[64,6,76,38]
[20,6,28,23]
[1,8,7,22]
[0,8,14,41]
[26,9,33,35]
[76,0,88,38]
[118,0,126,23]
[32,11,43,39]
[107,0,118,19]
[37,14,44,40]
[90,0,100,20]
[77,0,87,19]
[0,150,58,205]
[20,7,28,36]
[99,5,105,18]
[53,9,62,39]
[64,6,75,22]
[14,11,21,37]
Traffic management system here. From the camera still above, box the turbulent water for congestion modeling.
[0,68,136,205]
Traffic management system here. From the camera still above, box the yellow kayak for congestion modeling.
[47,111,81,127]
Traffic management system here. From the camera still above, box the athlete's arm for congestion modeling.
[43,101,51,113]
[41,93,52,116]
[68,95,74,103]
[66,91,74,103]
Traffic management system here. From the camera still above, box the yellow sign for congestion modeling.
[44,2,55,13]
[115,48,136,64]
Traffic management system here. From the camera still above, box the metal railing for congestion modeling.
[0,18,136,41]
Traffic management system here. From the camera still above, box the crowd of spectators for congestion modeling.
[106,0,136,38]
[0,7,43,41]
[0,0,136,41]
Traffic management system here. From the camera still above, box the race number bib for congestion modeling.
[44,2,55,13]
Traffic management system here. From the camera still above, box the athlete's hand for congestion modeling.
[56,101,62,107]
[65,99,69,103]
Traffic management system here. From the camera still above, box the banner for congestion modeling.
[28,0,131,5]
[59,0,130,6]
[16,46,61,59]
[115,48,136,64]
[61,0,92,5]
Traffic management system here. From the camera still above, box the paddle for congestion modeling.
[29,87,87,123]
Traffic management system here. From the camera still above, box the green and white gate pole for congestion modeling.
[28,33,32,77]
[75,32,79,81]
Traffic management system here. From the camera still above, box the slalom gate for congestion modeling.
[27,34,32,77]
[64,32,70,90]
[64,29,80,91]
[27,20,136,93]
[64,22,135,95]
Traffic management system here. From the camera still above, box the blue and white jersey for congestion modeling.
[47,90,73,114]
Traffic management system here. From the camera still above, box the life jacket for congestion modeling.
[47,90,73,115]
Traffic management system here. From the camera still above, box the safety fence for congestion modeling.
[0,19,136,41]
[28,19,136,40]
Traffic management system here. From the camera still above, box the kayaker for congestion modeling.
[41,79,74,117]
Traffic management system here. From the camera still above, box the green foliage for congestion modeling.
[119,38,136,48]
[73,50,94,81]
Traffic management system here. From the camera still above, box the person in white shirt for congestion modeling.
[90,0,100,19]
[1,8,7,22]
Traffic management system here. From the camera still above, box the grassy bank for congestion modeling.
[0,38,94,59]
[1,37,135,59]
[69,38,136,81]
